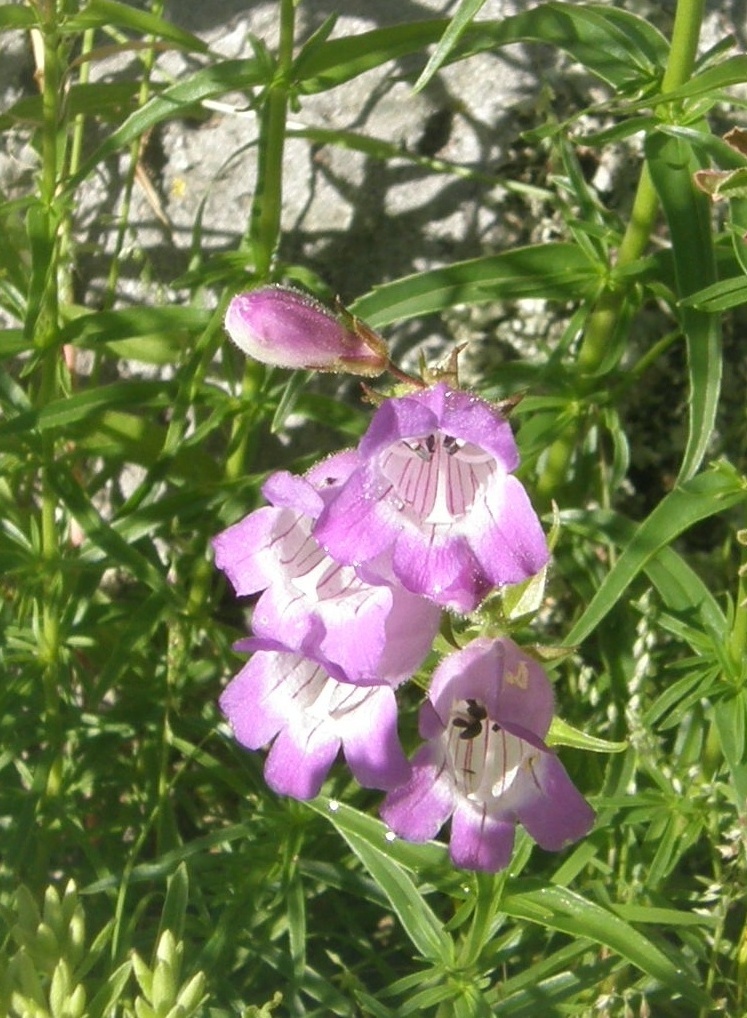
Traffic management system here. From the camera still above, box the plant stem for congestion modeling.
[35,0,65,865]
[103,1,165,310]
[729,529,747,674]
[536,0,707,502]
[249,0,295,280]
[226,0,296,481]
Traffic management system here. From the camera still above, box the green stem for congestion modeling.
[729,529,747,673]
[103,1,165,310]
[249,0,295,279]
[226,0,296,480]
[34,0,65,869]
[536,0,707,501]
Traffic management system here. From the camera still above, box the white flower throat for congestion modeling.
[448,698,538,802]
[380,433,495,525]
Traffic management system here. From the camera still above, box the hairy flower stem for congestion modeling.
[536,0,706,504]
[227,0,296,480]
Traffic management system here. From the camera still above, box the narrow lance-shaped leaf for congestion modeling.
[502,885,713,1008]
[350,243,601,328]
[63,59,265,194]
[414,0,490,91]
[646,129,722,483]
[306,799,453,964]
[564,465,746,647]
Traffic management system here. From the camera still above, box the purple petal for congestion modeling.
[314,468,395,564]
[262,469,324,517]
[426,638,554,739]
[305,450,360,490]
[470,475,549,586]
[264,723,340,799]
[219,655,288,749]
[390,526,490,611]
[515,753,595,851]
[494,638,555,738]
[340,686,411,790]
[450,800,516,872]
[380,743,455,842]
[212,506,291,596]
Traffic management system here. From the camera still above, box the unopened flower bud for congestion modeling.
[225,285,389,376]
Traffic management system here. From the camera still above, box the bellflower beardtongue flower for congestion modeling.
[225,285,389,376]
[220,637,411,800]
[380,638,595,872]
[212,452,441,687]
[313,382,549,613]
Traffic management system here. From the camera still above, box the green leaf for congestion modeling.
[48,463,170,594]
[658,53,747,104]
[157,864,189,943]
[306,798,453,963]
[448,2,668,91]
[350,243,601,328]
[60,305,211,363]
[0,380,173,443]
[713,692,747,805]
[564,465,746,647]
[560,506,726,637]
[66,0,208,53]
[293,21,448,93]
[547,717,627,753]
[0,82,141,131]
[680,275,747,313]
[646,129,722,483]
[414,0,490,91]
[0,6,37,29]
[64,59,265,193]
[501,885,712,1008]
[295,5,668,96]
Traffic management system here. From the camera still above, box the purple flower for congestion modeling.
[313,383,549,613]
[220,638,410,799]
[212,454,440,687]
[225,285,389,376]
[380,638,595,872]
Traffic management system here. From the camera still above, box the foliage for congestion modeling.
[0,0,745,1015]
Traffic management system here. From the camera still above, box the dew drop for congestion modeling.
[384,830,396,842]
[328,799,340,812]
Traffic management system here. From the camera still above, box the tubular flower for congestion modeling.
[380,638,595,872]
[220,638,411,800]
[225,285,389,375]
[212,453,440,687]
[313,382,549,613]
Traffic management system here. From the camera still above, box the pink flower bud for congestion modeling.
[225,285,389,376]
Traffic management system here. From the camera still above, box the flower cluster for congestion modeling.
[214,286,594,872]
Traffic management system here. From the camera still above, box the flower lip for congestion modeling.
[380,638,594,871]
[214,463,440,688]
[220,638,411,799]
[225,285,388,376]
[313,383,549,612]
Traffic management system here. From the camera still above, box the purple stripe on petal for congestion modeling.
[381,743,454,842]
[515,753,596,851]
[450,801,516,872]
[264,724,340,800]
